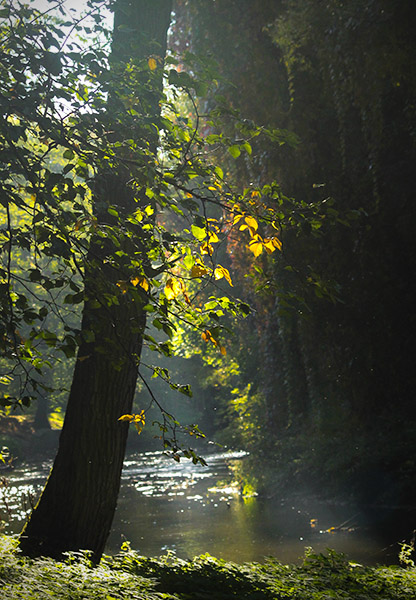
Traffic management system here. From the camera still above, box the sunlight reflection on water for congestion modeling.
[1,450,408,565]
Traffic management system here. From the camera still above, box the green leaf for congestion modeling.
[63,149,74,160]
[191,224,206,241]
[214,165,224,179]
[228,145,241,158]
[242,142,252,155]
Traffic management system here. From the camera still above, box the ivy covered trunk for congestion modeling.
[19,0,172,563]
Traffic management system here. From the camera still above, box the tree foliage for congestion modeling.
[0,0,292,424]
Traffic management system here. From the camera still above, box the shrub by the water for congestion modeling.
[1,535,416,599]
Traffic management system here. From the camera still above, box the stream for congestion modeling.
[1,449,413,565]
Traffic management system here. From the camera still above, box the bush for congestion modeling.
[1,535,415,599]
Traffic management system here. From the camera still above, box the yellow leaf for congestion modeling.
[131,276,149,291]
[119,411,145,433]
[248,235,264,257]
[191,264,208,278]
[134,411,146,425]
[233,214,243,225]
[200,242,213,255]
[239,215,258,237]
[263,237,282,253]
[202,329,216,345]
[164,277,182,300]
[263,239,276,254]
[201,330,210,342]
[148,57,157,70]
[244,215,258,231]
[208,186,216,191]
[220,345,227,356]
[214,265,233,286]
[118,414,134,422]
[251,190,261,198]
[273,237,283,251]
[208,231,219,243]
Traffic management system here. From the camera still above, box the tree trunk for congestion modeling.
[19,0,172,564]
[33,396,51,431]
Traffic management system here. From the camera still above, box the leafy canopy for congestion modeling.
[0,0,325,456]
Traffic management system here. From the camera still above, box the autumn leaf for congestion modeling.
[248,235,264,257]
[239,215,258,236]
[201,329,217,346]
[131,276,149,291]
[263,237,282,253]
[214,264,233,286]
[272,237,283,251]
[118,414,134,422]
[119,411,145,434]
[200,242,213,255]
[164,277,182,300]
[208,231,219,243]
[191,263,208,278]
[148,57,157,70]
[201,330,210,342]
[220,345,227,356]
[232,214,243,225]
[133,411,145,433]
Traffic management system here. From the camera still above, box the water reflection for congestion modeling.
[1,450,411,565]
[107,450,396,564]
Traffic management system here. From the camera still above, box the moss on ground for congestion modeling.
[1,535,415,599]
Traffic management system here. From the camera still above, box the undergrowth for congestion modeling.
[1,535,416,599]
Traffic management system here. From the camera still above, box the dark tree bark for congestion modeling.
[19,0,172,563]
[33,396,51,431]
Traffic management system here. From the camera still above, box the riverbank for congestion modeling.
[1,535,415,599]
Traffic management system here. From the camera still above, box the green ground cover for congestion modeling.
[1,535,416,599]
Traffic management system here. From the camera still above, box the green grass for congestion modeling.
[1,535,415,599]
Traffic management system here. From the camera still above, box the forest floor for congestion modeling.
[1,534,416,599]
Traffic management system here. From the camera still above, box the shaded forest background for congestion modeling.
[2,0,416,509]
[171,0,416,505]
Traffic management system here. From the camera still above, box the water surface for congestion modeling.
[1,450,411,564]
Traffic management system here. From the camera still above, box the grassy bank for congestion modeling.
[1,535,416,599]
